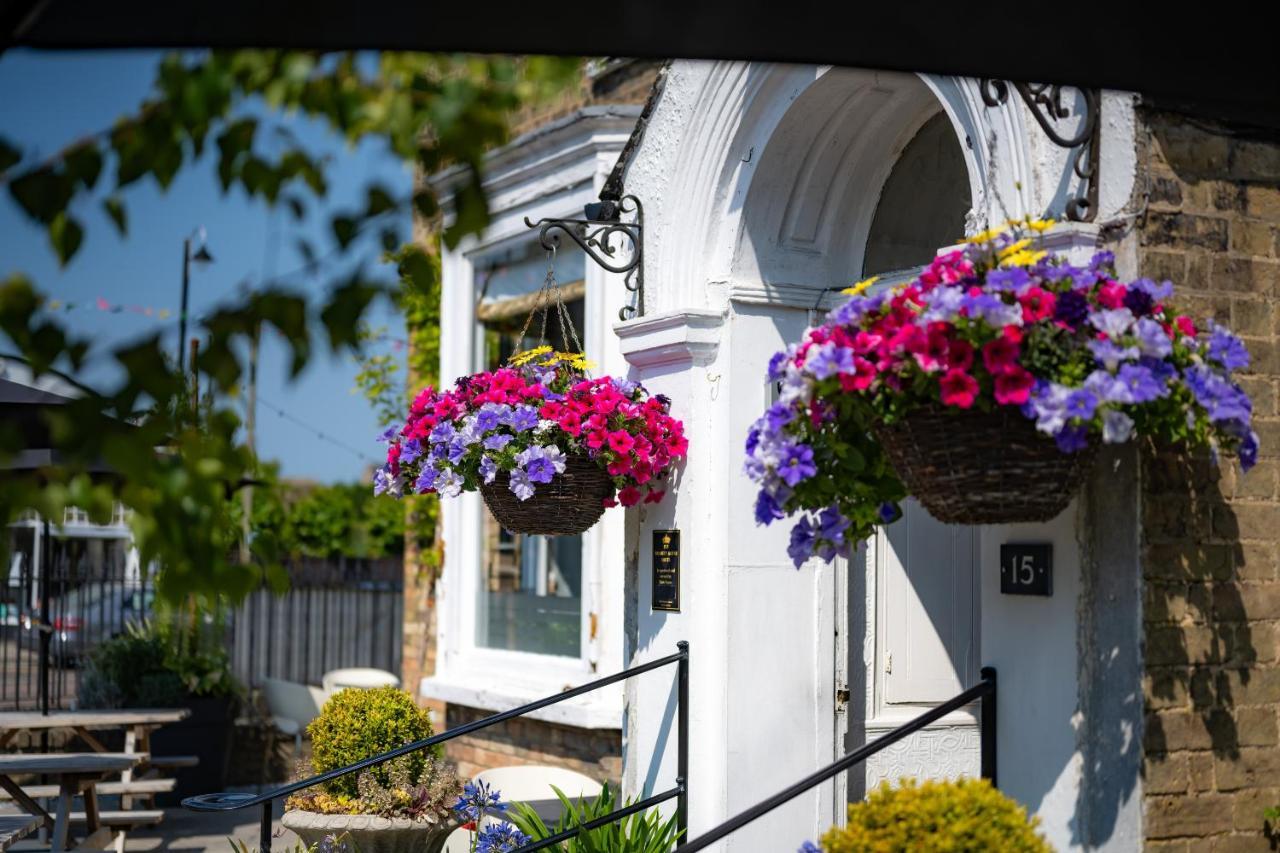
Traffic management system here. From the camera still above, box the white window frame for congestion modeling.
[420,110,639,729]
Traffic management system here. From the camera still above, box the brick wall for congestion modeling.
[1137,109,1280,851]
[443,704,622,785]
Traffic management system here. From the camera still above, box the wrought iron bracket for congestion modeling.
[524,194,644,321]
[980,80,1101,223]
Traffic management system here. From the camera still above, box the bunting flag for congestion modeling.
[42,296,411,349]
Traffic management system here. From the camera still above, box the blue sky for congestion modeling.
[0,50,413,484]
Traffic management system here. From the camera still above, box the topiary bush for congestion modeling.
[820,778,1050,853]
[307,686,436,798]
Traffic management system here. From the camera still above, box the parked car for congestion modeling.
[19,583,154,665]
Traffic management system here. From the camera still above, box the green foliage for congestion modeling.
[79,611,240,708]
[261,480,405,559]
[819,778,1050,853]
[0,50,581,604]
[307,686,436,798]
[507,783,684,853]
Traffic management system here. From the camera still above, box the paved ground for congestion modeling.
[4,799,302,853]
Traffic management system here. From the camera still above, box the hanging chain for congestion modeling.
[511,245,583,360]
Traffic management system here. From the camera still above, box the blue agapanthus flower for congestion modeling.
[475,824,531,853]
[452,780,505,823]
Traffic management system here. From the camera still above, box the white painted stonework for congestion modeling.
[615,60,1144,852]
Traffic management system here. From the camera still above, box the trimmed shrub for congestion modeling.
[821,778,1051,852]
[307,686,435,797]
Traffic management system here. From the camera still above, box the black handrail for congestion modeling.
[184,642,690,853]
[673,666,997,852]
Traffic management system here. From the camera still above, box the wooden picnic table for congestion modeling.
[0,709,189,789]
[0,752,141,851]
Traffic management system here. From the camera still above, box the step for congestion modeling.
[0,778,176,800]
[69,810,165,827]
[0,815,41,852]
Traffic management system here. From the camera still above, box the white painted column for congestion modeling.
[617,306,838,851]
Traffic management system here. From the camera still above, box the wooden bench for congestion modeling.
[0,778,176,800]
[145,755,198,769]
[0,814,41,851]
[69,810,164,827]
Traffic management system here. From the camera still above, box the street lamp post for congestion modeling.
[178,235,214,375]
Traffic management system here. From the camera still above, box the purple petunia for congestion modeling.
[399,438,424,466]
[502,405,541,432]
[1064,389,1098,421]
[1090,308,1136,340]
[985,267,1033,293]
[479,455,498,484]
[1054,290,1090,327]
[962,292,1023,327]
[484,433,514,451]
[1102,410,1135,444]
[766,350,792,382]
[508,468,535,501]
[754,490,785,526]
[376,424,400,443]
[787,517,816,569]
[1055,424,1091,453]
[517,444,567,484]
[1134,317,1173,359]
[778,442,818,487]
[474,403,507,433]
[1117,363,1168,404]
[805,342,855,380]
[1207,323,1251,372]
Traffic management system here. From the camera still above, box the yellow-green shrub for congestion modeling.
[821,778,1051,853]
[307,686,435,797]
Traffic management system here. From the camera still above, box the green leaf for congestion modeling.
[331,215,358,249]
[102,196,128,236]
[48,212,84,266]
[0,137,22,175]
[63,143,103,190]
[8,167,74,224]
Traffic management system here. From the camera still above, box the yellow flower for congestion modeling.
[997,238,1032,259]
[509,345,552,366]
[1026,218,1055,233]
[965,224,1009,245]
[570,356,597,371]
[842,276,879,296]
[1001,248,1048,267]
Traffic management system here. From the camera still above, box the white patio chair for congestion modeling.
[260,677,327,758]
[321,667,401,694]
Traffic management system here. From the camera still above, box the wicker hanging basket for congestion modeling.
[479,451,616,536]
[873,404,1097,525]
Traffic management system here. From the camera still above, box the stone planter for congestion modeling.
[282,810,455,853]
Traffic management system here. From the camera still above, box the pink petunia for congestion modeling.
[607,431,636,455]
[939,369,979,409]
[994,367,1035,405]
[946,339,975,372]
[1097,282,1127,309]
[982,330,1021,375]
[618,486,643,507]
[644,489,665,504]
[1018,287,1057,324]
[1175,316,1197,338]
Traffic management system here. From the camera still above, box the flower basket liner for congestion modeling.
[874,403,1097,525]
[480,451,615,536]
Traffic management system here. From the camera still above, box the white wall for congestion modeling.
[979,508,1085,851]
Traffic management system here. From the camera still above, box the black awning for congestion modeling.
[3,3,1278,133]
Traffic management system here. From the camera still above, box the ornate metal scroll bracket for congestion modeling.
[524,194,644,321]
[980,80,1101,223]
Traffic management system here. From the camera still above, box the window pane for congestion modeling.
[473,276,586,659]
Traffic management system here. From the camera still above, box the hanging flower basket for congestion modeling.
[873,402,1097,525]
[479,450,616,536]
[745,218,1259,567]
[374,347,688,536]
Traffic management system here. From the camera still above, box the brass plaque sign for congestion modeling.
[652,529,681,612]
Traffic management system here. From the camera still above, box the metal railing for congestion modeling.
[184,642,689,853]
[673,666,997,852]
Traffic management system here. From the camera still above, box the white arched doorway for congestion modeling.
[617,60,1110,850]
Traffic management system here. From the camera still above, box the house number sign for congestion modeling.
[1000,543,1053,597]
[652,529,681,612]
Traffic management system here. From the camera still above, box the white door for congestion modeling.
[841,498,981,803]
